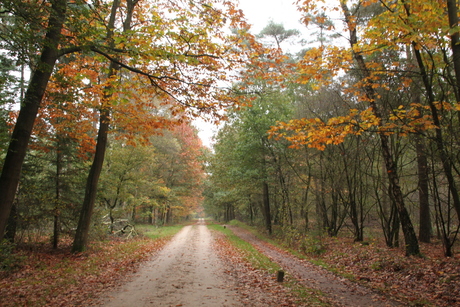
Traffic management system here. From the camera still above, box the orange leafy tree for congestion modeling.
[164,123,207,222]
[267,0,460,256]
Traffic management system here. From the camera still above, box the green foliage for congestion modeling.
[13,147,86,241]
[139,224,184,240]
[206,83,296,225]
[0,240,23,272]
[257,20,300,49]
[300,234,327,256]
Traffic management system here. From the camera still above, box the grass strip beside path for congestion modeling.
[209,222,328,306]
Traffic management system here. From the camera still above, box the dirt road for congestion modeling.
[101,221,398,306]
[102,220,241,307]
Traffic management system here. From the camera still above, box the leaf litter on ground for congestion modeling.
[0,236,169,307]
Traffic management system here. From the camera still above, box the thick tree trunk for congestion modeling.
[0,0,67,240]
[4,204,17,243]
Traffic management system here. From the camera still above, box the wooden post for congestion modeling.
[277,270,284,282]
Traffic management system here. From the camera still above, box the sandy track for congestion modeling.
[101,221,241,307]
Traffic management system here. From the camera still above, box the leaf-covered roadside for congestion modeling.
[295,236,460,306]
[210,224,327,306]
[228,221,460,306]
[0,236,169,307]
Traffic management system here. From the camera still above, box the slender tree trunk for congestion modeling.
[0,0,67,240]
[407,47,432,243]
[341,143,362,241]
[446,0,460,117]
[166,205,172,224]
[53,143,63,249]
[341,2,420,256]
[148,205,154,224]
[72,108,111,252]
[262,181,272,235]
[416,137,431,243]
[249,197,254,225]
[302,187,310,231]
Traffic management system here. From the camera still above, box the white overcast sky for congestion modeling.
[237,0,304,34]
[196,0,305,148]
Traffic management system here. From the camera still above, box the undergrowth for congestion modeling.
[137,224,183,240]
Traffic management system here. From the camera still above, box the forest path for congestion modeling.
[228,225,400,307]
[100,221,400,306]
[101,219,241,307]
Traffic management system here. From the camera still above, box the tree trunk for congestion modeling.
[166,205,172,224]
[407,47,432,243]
[446,0,460,115]
[72,108,110,252]
[262,182,272,235]
[416,137,431,243]
[249,198,254,225]
[0,0,67,240]
[53,143,63,249]
[72,0,137,252]
[341,1,420,256]
[148,205,154,224]
[302,186,310,231]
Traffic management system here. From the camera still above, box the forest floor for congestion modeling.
[1,220,459,306]
[233,224,460,307]
[226,225,399,306]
